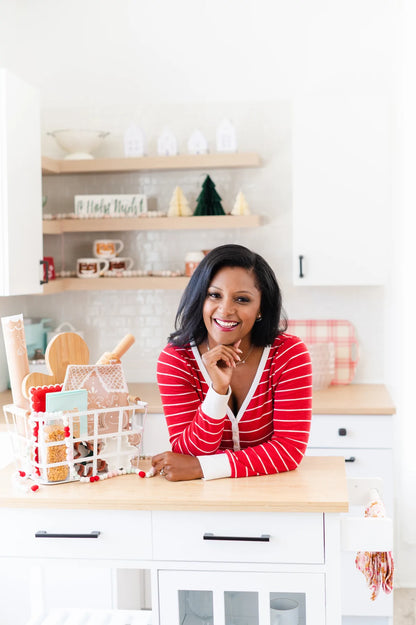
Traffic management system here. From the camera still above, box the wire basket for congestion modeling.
[3,401,147,484]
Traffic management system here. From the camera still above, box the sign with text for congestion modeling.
[75,194,147,218]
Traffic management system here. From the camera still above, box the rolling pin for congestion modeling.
[96,333,135,365]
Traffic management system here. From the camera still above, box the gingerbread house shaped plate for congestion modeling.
[63,364,129,434]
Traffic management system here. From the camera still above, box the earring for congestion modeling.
[256,314,262,323]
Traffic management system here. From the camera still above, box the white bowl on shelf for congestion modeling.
[47,129,110,160]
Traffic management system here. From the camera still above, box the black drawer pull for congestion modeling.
[338,428,347,436]
[203,533,270,542]
[344,457,356,463]
[35,530,101,539]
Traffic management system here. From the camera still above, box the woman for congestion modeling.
[152,244,312,481]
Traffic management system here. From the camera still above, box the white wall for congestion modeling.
[1,0,410,590]
[0,0,396,382]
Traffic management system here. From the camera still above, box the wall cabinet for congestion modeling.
[292,95,391,286]
[0,70,43,296]
[307,412,394,622]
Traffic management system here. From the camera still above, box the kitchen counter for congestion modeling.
[0,383,395,420]
[0,455,348,512]
[0,455,348,624]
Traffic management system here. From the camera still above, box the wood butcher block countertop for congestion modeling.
[115,382,396,415]
[0,456,348,513]
[0,383,395,422]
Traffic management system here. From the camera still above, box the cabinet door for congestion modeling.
[0,69,43,295]
[293,95,390,285]
[158,569,325,625]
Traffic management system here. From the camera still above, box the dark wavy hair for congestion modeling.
[168,244,287,347]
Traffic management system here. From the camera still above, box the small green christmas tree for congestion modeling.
[194,175,226,216]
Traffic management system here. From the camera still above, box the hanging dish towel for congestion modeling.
[355,492,394,600]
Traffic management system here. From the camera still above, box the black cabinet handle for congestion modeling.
[344,457,356,463]
[298,255,304,278]
[203,533,270,542]
[39,259,49,285]
[35,530,101,539]
[338,428,347,436]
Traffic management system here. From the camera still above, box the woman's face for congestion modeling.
[203,266,262,347]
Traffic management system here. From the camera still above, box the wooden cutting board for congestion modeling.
[22,332,90,398]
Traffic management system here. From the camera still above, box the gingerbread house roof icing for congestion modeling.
[63,364,128,409]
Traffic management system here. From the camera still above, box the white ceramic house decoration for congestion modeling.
[124,125,146,157]
[216,119,237,153]
[231,191,250,215]
[187,129,208,155]
[157,129,178,156]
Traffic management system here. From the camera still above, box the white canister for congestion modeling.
[185,251,204,277]
[270,598,299,625]
[47,322,84,345]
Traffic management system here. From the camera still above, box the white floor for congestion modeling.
[395,589,416,624]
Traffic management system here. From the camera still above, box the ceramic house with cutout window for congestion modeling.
[216,119,237,153]
[157,129,178,156]
[187,129,208,155]
[124,124,146,157]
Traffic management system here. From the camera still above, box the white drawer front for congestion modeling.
[1,509,152,560]
[153,511,324,564]
[308,414,392,448]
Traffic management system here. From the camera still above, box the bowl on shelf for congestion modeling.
[47,129,110,160]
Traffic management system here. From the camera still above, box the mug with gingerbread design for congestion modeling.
[93,239,124,259]
[77,258,109,278]
[108,257,134,275]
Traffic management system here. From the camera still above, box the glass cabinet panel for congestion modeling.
[178,590,213,624]
[158,570,325,625]
[224,591,259,625]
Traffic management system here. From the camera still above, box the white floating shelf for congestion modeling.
[43,214,260,234]
[42,276,189,294]
[42,152,261,175]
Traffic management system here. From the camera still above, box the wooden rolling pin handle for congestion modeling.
[112,333,135,359]
[96,334,135,365]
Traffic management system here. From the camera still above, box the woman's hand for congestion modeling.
[202,340,242,395]
[151,451,203,481]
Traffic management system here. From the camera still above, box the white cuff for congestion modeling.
[197,453,232,480]
[201,384,231,420]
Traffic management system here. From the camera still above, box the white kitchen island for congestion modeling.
[0,456,348,625]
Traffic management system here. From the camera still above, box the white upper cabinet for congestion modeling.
[293,95,391,286]
[0,70,43,296]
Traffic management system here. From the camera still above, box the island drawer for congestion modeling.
[0,509,152,560]
[308,414,392,448]
[152,511,324,564]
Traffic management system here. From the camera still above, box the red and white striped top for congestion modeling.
[156,333,312,478]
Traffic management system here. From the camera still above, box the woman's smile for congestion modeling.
[214,318,239,330]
